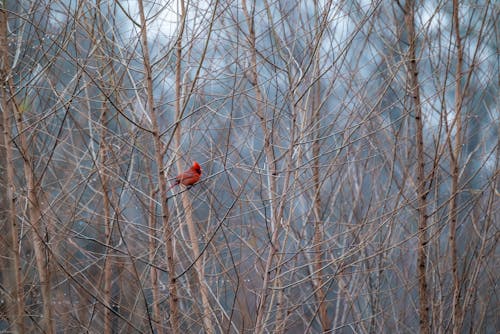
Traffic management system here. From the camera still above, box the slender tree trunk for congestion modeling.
[0,8,25,332]
[98,107,113,334]
[241,2,280,332]
[1,7,54,333]
[15,81,54,334]
[137,0,180,331]
[449,0,464,332]
[403,1,430,333]
[91,5,114,332]
[172,2,214,332]
[148,188,163,334]
[311,87,330,332]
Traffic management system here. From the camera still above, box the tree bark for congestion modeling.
[137,0,180,331]
[403,1,430,333]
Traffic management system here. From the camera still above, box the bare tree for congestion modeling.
[0,0,497,332]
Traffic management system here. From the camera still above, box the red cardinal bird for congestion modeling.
[167,161,202,191]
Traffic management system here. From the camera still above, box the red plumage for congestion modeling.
[167,161,202,191]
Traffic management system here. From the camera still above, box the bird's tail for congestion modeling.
[166,181,179,192]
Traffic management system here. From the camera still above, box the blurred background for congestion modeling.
[0,0,497,333]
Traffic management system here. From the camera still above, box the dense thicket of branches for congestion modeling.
[0,0,497,333]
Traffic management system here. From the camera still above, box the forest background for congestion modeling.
[0,0,498,333]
